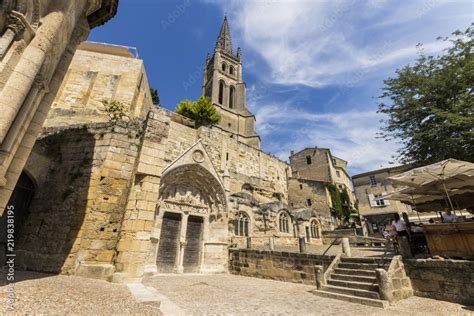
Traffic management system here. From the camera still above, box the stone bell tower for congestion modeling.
[202,17,260,149]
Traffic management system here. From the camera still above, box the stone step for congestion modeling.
[323,285,380,300]
[311,289,388,308]
[340,257,387,264]
[334,268,376,276]
[330,273,377,283]
[338,262,381,270]
[327,279,379,291]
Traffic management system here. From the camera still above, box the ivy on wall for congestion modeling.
[326,184,356,222]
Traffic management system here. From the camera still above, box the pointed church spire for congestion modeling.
[216,16,232,55]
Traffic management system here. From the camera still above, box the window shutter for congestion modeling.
[383,192,390,206]
[368,194,377,207]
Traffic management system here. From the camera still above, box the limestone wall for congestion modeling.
[288,178,331,214]
[111,108,289,279]
[229,248,334,285]
[404,258,474,305]
[45,42,153,128]
[290,148,332,182]
[141,108,288,203]
[16,121,142,280]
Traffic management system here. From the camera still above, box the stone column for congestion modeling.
[315,265,326,289]
[376,268,394,302]
[0,11,28,58]
[176,212,189,273]
[341,237,351,257]
[199,216,209,272]
[299,237,306,253]
[0,1,75,144]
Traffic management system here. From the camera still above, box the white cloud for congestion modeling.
[205,0,472,173]
[253,101,401,173]
[210,0,471,88]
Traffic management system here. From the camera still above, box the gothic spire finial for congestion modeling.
[216,16,232,55]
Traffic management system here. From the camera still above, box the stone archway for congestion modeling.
[152,162,228,274]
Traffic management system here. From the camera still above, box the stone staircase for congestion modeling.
[312,257,391,308]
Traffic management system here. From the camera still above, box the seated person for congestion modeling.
[442,208,458,223]
[383,223,397,238]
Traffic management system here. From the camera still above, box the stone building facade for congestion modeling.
[1,18,350,282]
[288,148,357,225]
[352,165,413,235]
[0,0,118,217]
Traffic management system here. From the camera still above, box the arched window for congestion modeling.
[218,80,224,104]
[229,86,235,109]
[235,212,249,236]
[279,212,290,233]
[311,220,319,238]
[221,63,227,71]
[229,66,234,75]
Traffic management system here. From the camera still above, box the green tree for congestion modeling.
[378,25,474,166]
[150,88,160,105]
[176,96,221,128]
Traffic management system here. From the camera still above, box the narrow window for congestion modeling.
[336,170,340,178]
[311,220,319,238]
[299,184,303,190]
[226,152,229,161]
[235,212,249,236]
[218,80,224,104]
[306,199,312,207]
[229,86,235,109]
[306,155,312,165]
[222,63,226,71]
[369,175,377,186]
[279,212,290,233]
[229,66,234,75]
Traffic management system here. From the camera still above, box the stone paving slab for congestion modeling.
[143,274,473,316]
[0,271,161,315]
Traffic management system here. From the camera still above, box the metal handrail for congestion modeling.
[377,237,396,267]
[321,237,340,256]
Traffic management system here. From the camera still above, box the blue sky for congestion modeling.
[89,0,473,175]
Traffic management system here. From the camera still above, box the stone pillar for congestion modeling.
[199,216,209,271]
[0,11,27,58]
[341,237,351,257]
[314,265,326,289]
[376,268,394,302]
[0,0,118,216]
[269,236,274,251]
[176,213,189,273]
[299,237,306,253]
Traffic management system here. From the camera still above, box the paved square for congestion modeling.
[143,274,472,315]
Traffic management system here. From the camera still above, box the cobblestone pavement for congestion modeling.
[144,274,473,316]
[0,271,161,315]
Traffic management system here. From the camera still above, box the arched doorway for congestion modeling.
[154,163,227,273]
[1,171,35,260]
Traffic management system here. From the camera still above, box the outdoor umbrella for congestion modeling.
[387,159,474,211]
